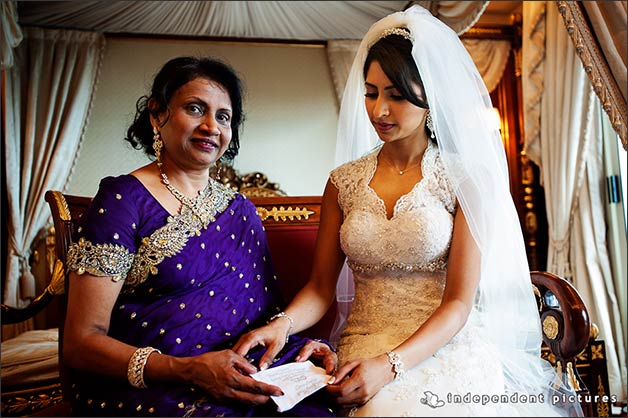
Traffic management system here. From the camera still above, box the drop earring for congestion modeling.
[426,111,435,139]
[152,127,163,162]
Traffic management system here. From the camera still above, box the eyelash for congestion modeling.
[187,103,205,115]
[187,104,231,124]
[364,93,405,101]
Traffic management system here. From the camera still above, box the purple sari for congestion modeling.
[67,175,335,417]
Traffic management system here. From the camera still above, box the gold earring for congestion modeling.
[152,127,163,161]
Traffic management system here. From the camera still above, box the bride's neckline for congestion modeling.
[368,141,434,220]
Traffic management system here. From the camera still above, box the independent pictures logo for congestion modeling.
[422,391,619,408]
[418,391,549,408]
[420,391,445,408]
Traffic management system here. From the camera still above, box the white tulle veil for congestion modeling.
[334,5,581,416]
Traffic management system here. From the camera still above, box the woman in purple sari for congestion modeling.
[63,56,337,417]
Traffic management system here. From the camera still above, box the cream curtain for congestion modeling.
[326,39,510,106]
[601,115,628,363]
[523,2,592,279]
[461,39,511,93]
[326,40,361,105]
[0,0,22,69]
[414,0,489,35]
[522,1,626,401]
[571,106,627,402]
[2,28,105,339]
[16,1,407,41]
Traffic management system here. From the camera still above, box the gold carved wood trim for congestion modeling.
[250,196,322,227]
[49,191,71,221]
[256,206,314,222]
[1,383,64,416]
[557,1,627,148]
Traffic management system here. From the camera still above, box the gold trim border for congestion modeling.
[557,1,627,149]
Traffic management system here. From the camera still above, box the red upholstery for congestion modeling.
[250,196,338,341]
[265,226,337,340]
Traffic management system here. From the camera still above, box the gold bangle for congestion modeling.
[127,346,161,389]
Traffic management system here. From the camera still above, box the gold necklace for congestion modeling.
[157,161,210,218]
[380,153,422,175]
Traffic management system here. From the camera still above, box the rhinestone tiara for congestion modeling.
[378,27,413,43]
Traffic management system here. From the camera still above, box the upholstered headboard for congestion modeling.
[250,196,338,341]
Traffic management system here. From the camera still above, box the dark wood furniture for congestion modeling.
[0,191,90,417]
[531,271,612,417]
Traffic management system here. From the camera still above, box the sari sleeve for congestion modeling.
[66,176,140,281]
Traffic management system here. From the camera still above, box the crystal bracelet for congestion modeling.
[386,350,405,380]
[268,311,294,344]
[127,346,161,389]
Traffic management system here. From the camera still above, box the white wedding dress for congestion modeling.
[329,141,561,417]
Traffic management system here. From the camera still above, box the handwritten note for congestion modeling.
[250,361,331,412]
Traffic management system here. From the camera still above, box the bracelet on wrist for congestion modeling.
[127,346,161,389]
[268,311,294,344]
[386,350,405,380]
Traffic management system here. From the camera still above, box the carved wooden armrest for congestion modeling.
[1,260,65,325]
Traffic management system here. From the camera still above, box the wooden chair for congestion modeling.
[1,191,90,416]
[530,270,597,416]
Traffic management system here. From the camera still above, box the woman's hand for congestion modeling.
[295,339,338,375]
[326,354,393,407]
[187,349,283,405]
[232,319,291,371]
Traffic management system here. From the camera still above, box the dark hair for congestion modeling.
[125,56,244,161]
[364,32,435,141]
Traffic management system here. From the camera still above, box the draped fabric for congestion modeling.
[16,1,406,41]
[2,28,104,339]
[521,2,546,154]
[326,39,510,107]
[557,1,627,149]
[461,39,511,93]
[326,40,361,105]
[600,114,628,384]
[522,1,627,401]
[571,107,627,402]
[522,1,593,279]
[0,0,23,69]
[413,0,489,35]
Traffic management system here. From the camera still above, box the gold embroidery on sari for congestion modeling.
[67,239,134,282]
[68,180,235,290]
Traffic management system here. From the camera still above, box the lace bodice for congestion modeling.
[331,142,459,361]
[330,141,457,276]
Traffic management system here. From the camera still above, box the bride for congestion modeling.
[234,5,582,417]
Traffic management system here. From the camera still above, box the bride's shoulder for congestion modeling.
[330,151,376,183]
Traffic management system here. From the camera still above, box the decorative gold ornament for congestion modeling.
[542,315,559,340]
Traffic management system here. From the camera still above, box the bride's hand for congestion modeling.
[295,339,338,374]
[326,354,394,406]
[232,319,291,370]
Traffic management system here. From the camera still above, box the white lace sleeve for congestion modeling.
[431,152,458,214]
[329,155,372,214]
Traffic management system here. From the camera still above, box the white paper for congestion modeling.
[250,361,331,412]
